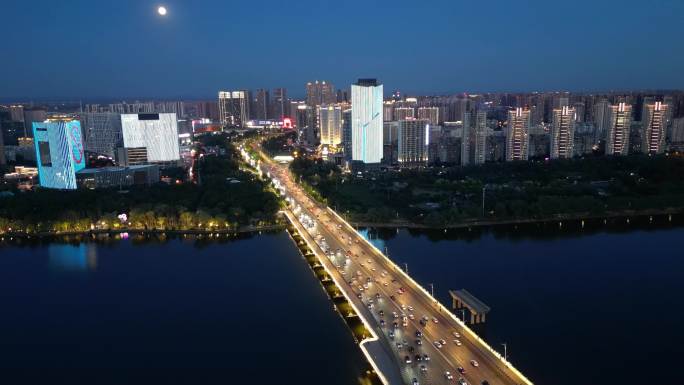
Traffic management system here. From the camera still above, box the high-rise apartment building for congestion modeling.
[395,107,415,121]
[506,107,530,161]
[351,79,383,164]
[32,119,86,189]
[342,109,353,159]
[605,102,632,156]
[80,113,123,158]
[253,89,270,120]
[218,90,250,127]
[417,107,440,125]
[397,118,428,166]
[642,101,669,154]
[463,110,487,165]
[306,80,336,106]
[593,98,611,144]
[551,106,576,159]
[270,88,288,120]
[121,113,180,163]
[318,104,343,146]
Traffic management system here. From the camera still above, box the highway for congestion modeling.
[248,144,532,385]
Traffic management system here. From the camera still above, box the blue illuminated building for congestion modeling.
[32,120,86,189]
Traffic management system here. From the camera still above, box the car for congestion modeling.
[408,305,414,311]
[422,354,430,361]
[453,339,462,346]
[434,341,442,349]
[383,282,389,286]
[378,310,384,317]
[390,295,396,300]
[392,322,398,329]
[458,378,468,385]
[470,360,479,367]
[375,293,381,299]
[432,317,439,324]
[439,339,446,346]
[412,378,419,385]
[409,314,415,320]
[401,304,407,310]
[396,342,403,349]
[415,339,422,345]
[404,356,412,364]
[388,330,395,339]
[481,381,489,385]
[419,319,427,326]
[380,319,385,327]
[415,331,423,338]
[392,312,399,319]
[414,354,422,362]
[407,346,415,353]
[420,365,427,373]
[457,366,466,374]
[452,331,461,338]
[444,371,454,380]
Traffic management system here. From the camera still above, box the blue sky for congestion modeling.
[1,0,682,99]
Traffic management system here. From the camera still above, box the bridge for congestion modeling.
[242,141,534,385]
[450,289,491,324]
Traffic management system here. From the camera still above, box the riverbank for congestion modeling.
[348,207,683,230]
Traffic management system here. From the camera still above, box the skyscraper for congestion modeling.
[464,110,487,165]
[253,89,270,120]
[318,104,343,146]
[593,98,611,144]
[121,113,180,163]
[306,80,336,106]
[551,106,576,159]
[342,109,353,159]
[218,90,250,128]
[605,102,632,156]
[397,118,428,166]
[351,79,383,164]
[641,101,669,154]
[270,88,288,120]
[32,119,86,189]
[506,107,530,161]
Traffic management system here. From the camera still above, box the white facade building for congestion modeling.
[351,79,383,163]
[121,113,180,163]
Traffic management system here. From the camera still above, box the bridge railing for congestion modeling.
[326,206,535,385]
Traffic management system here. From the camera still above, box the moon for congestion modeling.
[157,6,167,16]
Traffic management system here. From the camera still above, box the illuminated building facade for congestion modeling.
[394,107,415,121]
[397,118,429,166]
[80,112,123,158]
[121,113,180,163]
[605,102,632,155]
[417,107,440,125]
[32,120,86,189]
[642,101,669,154]
[218,90,250,127]
[351,79,383,164]
[318,104,342,146]
[551,106,576,159]
[506,107,530,161]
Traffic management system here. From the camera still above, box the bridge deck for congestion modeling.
[450,289,491,314]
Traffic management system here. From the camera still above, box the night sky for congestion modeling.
[1,0,683,99]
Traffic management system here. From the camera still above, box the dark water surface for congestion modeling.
[365,222,684,385]
[0,233,371,385]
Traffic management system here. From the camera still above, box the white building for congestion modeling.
[351,79,383,163]
[642,101,669,154]
[398,118,429,166]
[121,113,180,163]
[506,108,530,161]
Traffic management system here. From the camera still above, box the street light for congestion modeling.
[429,283,434,297]
[501,342,508,362]
[403,262,408,274]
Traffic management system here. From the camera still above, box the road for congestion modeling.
[249,145,532,385]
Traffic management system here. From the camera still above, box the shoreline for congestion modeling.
[0,223,286,239]
[348,208,683,230]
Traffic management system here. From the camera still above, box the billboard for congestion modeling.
[32,120,85,189]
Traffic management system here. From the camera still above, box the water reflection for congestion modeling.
[48,243,97,272]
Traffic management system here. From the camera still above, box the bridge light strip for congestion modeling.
[325,206,535,385]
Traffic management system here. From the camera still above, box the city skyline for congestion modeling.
[2,0,684,99]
